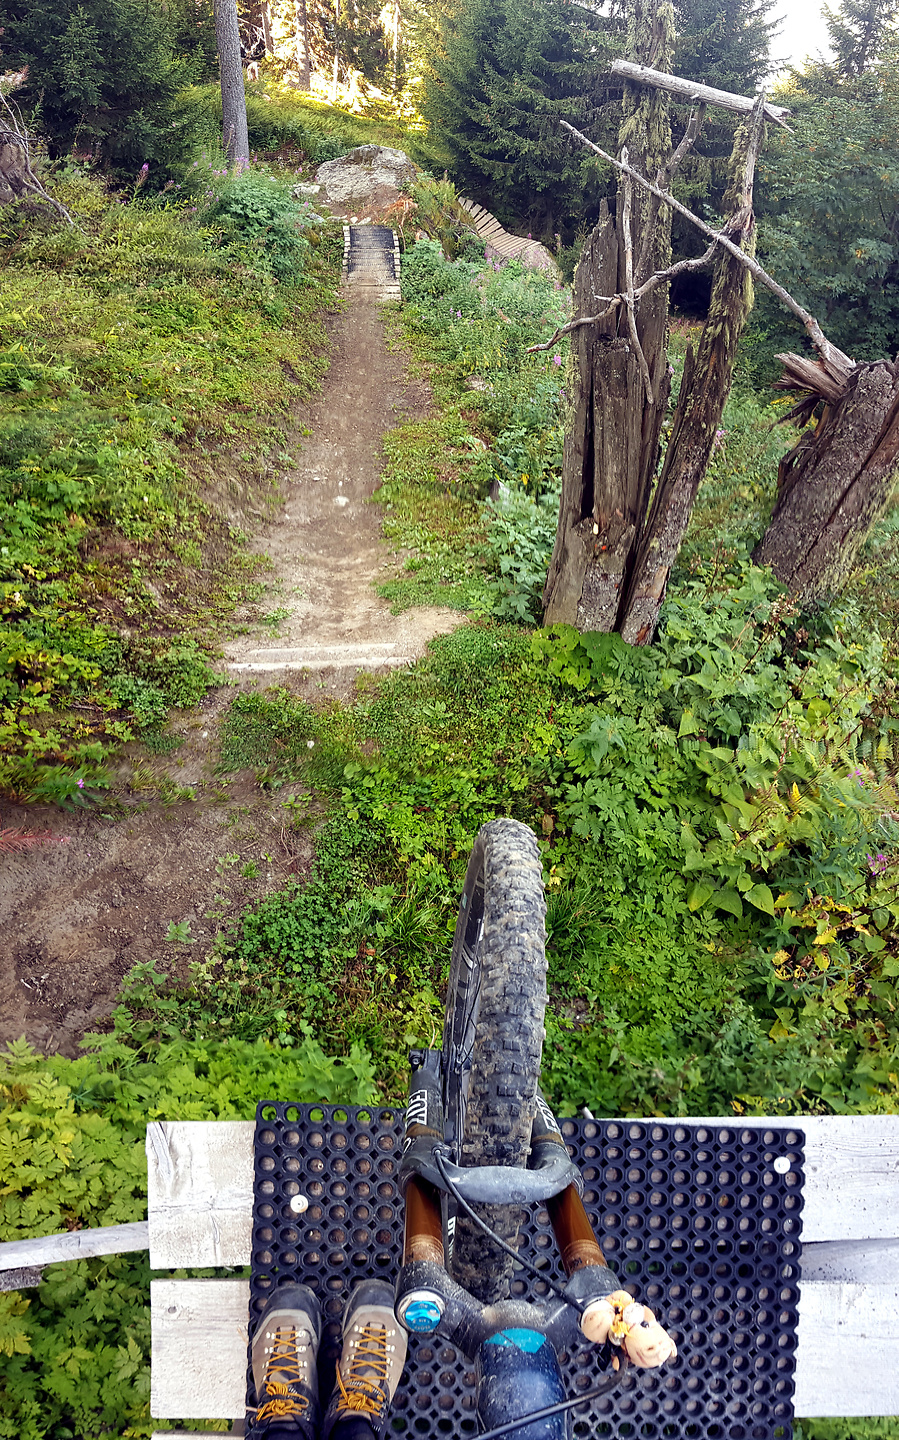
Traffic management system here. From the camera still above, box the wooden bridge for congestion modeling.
[1,1115,897,1435]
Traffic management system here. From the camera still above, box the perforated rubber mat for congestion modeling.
[247,1103,804,1440]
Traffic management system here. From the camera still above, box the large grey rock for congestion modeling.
[314,145,418,217]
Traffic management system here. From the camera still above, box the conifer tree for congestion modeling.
[824,0,899,75]
[423,0,614,234]
[0,0,184,167]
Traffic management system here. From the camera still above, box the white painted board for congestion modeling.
[146,1122,253,1269]
[150,1278,899,1418]
[145,1117,899,1271]
[150,1279,249,1419]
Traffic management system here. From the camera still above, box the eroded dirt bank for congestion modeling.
[0,292,460,1056]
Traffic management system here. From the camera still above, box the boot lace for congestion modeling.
[257,1326,311,1422]
[336,1323,391,1416]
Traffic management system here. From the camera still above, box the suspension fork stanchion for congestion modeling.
[547,1183,626,1345]
[546,1184,608,1274]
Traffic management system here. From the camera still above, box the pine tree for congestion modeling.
[0,0,183,168]
[423,0,615,235]
[824,0,899,75]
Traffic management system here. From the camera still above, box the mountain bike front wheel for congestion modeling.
[442,817,548,1304]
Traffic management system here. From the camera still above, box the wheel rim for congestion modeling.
[443,855,486,1159]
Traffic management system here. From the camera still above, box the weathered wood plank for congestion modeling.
[0,1266,43,1291]
[151,1279,249,1419]
[802,1239,899,1285]
[0,1220,149,1271]
[147,1121,253,1269]
[151,1278,899,1418]
[152,1431,244,1439]
[609,59,791,124]
[795,1282,899,1416]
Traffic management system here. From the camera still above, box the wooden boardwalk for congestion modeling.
[135,1116,899,1435]
[459,199,558,272]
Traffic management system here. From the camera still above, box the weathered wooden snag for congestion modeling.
[753,353,899,601]
[542,57,768,641]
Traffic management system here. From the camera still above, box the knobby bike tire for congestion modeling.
[442,817,548,1303]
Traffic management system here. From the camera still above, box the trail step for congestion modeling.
[227,642,412,673]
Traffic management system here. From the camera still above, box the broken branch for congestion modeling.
[527,241,720,355]
[610,59,792,128]
[559,118,853,375]
[621,151,654,404]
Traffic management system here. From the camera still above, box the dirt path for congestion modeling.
[0,286,460,1056]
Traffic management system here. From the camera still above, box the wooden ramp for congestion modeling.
[459,199,558,271]
[141,1116,899,1435]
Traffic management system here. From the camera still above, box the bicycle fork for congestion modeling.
[396,1050,622,1438]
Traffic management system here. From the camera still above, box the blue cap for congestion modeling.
[400,1298,443,1332]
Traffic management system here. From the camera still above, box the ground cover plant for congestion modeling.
[377,233,570,617]
[173,81,412,172]
[0,1025,374,1440]
[0,163,342,804]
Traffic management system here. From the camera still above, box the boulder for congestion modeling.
[313,145,419,220]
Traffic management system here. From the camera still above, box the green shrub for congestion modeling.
[0,169,340,798]
[0,1028,375,1438]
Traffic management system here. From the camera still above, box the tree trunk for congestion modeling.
[752,355,899,600]
[295,0,311,89]
[393,1,402,92]
[0,131,30,205]
[543,0,675,628]
[260,0,274,54]
[214,0,250,164]
[332,0,341,103]
[617,97,766,643]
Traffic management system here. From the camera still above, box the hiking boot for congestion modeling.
[251,1283,322,1438]
[322,1279,408,1439]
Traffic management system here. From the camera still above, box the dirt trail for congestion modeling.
[0,283,461,1056]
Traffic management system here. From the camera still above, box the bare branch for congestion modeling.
[610,59,792,128]
[621,151,654,405]
[0,93,75,227]
[526,242,721,355]
[559,118,853,375]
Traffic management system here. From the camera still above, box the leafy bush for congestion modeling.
[180,160,319,281]
[0,1028,375,1438]
[173,83,409,170]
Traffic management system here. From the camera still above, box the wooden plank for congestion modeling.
[802,1238,899,1284]
[670,1117,899,1242]
[145,1117,899,1271]
[609,59,791,124]
[147,1121,253,1269]
[0,1266,42,1291]
[152,1277,899,1418]
[152,1431,244,1439]
[151,1279,249,1419]
[0,1220,149,1270]
[795,1282,899,1416]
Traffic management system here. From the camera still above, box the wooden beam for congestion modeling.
[609,59,791,125]
[0,1220,149,1271]
[672,1117,899,1242]
[802,1238,899,1284]
[144,1118,899,1272]
[151,1279,249,1420]
[147,1121,253,1270]
[150,1277,899,1418]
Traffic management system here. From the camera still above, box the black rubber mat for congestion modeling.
[247,1103,804,1439]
